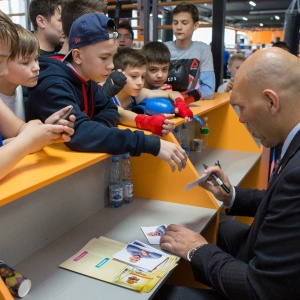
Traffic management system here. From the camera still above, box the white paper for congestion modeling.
[141,225,167,245]
[184,172,211,191]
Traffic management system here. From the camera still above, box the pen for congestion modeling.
[203,163,230,194]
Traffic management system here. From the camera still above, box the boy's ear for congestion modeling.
[194,21,200,31]
[72,49,82,64]
[36,15,46,29]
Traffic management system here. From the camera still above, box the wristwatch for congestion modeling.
[186,245,205,262]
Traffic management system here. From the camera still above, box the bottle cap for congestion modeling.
[112,156,119,162]
[201,128,209,134]
[122,153,130,159]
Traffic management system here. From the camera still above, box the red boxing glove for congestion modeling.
[135,114,167,136]
[181,89,201,104]
[174,97,193,118]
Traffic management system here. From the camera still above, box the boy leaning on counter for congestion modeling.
[26,13,187,172]
[0,11,75,181]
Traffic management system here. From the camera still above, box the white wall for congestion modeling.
[192,27,237,46]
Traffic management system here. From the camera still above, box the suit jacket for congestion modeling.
[191,130,300,300]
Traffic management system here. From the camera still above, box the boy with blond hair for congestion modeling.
[0,24,40,120]
[0,11,75,180]
[217,53,246,93]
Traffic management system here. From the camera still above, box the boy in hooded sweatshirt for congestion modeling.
[26,13,187,172]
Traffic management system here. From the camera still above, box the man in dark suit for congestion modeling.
[155,47,300,300]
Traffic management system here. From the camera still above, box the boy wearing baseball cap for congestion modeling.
[26,13,187,171]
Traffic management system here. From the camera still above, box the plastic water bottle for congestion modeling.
[181,123,190,156]
[109,156,123,208]
[173,127,181,145]
[200,117,210,151]
[122,153,133,204]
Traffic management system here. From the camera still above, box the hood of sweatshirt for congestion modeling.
[34,56,96,119]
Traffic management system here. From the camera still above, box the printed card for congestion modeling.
[141,224,167,245]
[113,240,169,271]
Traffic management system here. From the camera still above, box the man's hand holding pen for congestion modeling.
[198,164,233,206]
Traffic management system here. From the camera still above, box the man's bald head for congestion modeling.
[231,48,300,147]
[237,47,300,97]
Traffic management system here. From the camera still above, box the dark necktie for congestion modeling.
[269,157,281,182]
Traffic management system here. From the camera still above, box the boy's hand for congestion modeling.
[19,120,73,153]
[135,114,170,136]
[45,105,75,137]
[181,89,202,103]
[225,79,234,93]
[158,84,172,91]
[102,70,127,97]
[173,97,193,118]
[161,115,176,136]
[157,140,187,172]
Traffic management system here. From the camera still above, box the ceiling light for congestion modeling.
[259,23,264,26]
[249,10,286,15]
[249,1,256,7]
[242,17,248,21]
[275,15,280,20]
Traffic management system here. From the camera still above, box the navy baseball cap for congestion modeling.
[63,13,118,62]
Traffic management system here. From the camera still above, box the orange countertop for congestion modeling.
[0,93,230,207]
[0,143,110,206]
[171,92,230,126]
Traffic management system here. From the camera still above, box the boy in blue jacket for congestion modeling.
[26,13,187,171]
